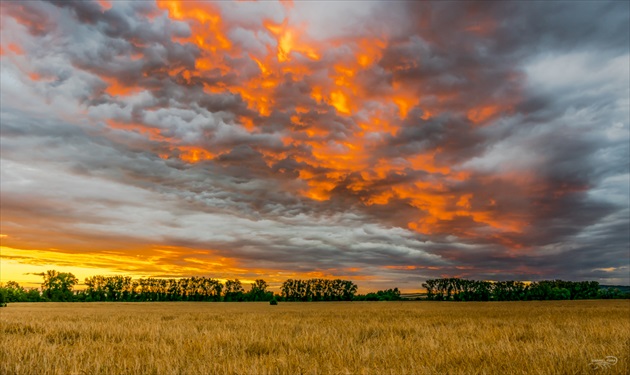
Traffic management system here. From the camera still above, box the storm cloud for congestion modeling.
[1,0,628,290]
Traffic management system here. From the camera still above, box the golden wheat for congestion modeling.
[1,300,628,375]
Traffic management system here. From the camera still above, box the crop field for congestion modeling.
[1,301,628,375]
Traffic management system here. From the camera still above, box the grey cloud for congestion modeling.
[1,0,628,287]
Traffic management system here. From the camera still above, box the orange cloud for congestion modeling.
[0,0,543,292]
[101,1,525,245]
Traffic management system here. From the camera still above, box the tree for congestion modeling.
[598,287,624,299]
[224,279,245,301]
[247,279,273,301]
[84,275,106,301]
[3,281,28,302]
[41,270,78,302]
[25,288,42,302]
[549,287,571,300]
[281,279,358,301]
[354,288,401,301]
[422,278,610,301]
[422,279,437,300]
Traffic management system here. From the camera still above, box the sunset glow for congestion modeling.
[1,1,628,291]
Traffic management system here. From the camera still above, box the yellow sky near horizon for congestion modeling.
[1,245,155,288]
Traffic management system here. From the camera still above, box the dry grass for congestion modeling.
[1,300,628,374]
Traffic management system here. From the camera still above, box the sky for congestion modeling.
[0,1,628,292]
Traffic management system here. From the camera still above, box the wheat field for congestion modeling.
[1,301,628,375]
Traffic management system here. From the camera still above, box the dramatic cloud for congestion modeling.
[1,1,628,290]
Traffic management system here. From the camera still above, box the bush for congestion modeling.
[0,288,7,307]
[269,298,278,305]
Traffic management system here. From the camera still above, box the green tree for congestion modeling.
[549,287,571,300]
[0,287,7,307]
[247,279,273,301]
[25,288,42,302]
[224,279,245,301]
[3,281,28,302]
[41,270,78,302]
[280,279,357,301]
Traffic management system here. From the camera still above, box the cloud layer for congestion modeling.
[1,1,628,289]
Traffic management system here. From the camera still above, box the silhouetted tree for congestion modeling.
[246,279,273,301]
[281,279,357,301]
[354,288,402,301]
[224,279,245,301]
[422,278,609,301]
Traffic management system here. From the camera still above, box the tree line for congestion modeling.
[421,278,628,301]
[280,278,358,301]
[1,271,628,306]
[0,271,359,304]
